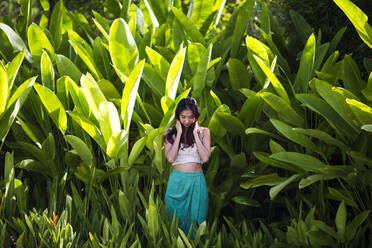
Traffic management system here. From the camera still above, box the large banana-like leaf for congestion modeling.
[341,55,365,99]
[228,58,251,90]
[49,0,64,49]
[6,51,25,89]
[27,24,55,61]
[121,59,145,132]
[269,174,300,200]
[270,152,327,172]
[254,56,290,103]
[190,0,214,29]
[34,83,67,134]
[170,6,205,45]
[109,18,139,78]
[92,11,110,41]
[98,101,121,145]
[294,34,315,93]
[289,10,312,45]
[145,47,170,81]
[231,0,254,58]
[142,63,165,97]
[81,74,107,121]
[40,51,55,91]
[65,135,93,167]
[93,37,113,82]
[260,92,303,126]
[165,46,186,100]
[333,0,372,48]
[215,112,245,136]
[0,23,32,63]
[346,99,372,125]
[55,54,82,84]
[128,136,146,167]
[192,44,212,97]
[0,65,7,115]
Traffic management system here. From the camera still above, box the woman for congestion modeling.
[163,97,211,235]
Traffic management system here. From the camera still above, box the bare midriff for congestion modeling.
[173,162,202,172]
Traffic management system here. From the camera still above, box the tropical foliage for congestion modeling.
[0,0,371,246]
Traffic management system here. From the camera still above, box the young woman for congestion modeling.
[163,97,211,235]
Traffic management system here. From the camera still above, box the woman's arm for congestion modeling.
[194,127,211,163]
[164,128,182,163]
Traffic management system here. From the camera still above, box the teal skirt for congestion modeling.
[164,169,208,235]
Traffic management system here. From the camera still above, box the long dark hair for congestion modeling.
[164,97,200,148]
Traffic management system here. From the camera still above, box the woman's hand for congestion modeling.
[176,120,182,135]
[193,121,200,137]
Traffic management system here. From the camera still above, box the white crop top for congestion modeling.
[172,133,203,166]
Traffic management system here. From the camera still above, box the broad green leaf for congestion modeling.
[170,6,205,45]
[0,23,32,63]
[296,93,356,139]
[141,0,160,28]
[241,173,284,189]
[69,40,102,80]
[269,174,300,200]
[231,1,254,57]
[269,139,285,153]
[346,98,372,125]
[34,83,67,134]
[93,37,113,81]
[40,50,55,91]
[99,101,121,145]
[81,74,107,121]
[66,76,91,118]
[188,42,205,74]
[293,128,349,151]
[145,47,170,80]
[342,54,365,99]
[68,111,106,150]
[270,119,320,154]
[109,18,139,77]
[142,63,165,97]
[289,10,312,44]
[41,133,55,160]
[345,211,370,241]
[128,136,146,166]
[232,196,260,207]
[335,201,346,242]
[328,27,347,56]
[362,124,372,133]
[0,65,7,114]
[17,159,56,177]
[238,93,262,127]
[122,59,145,132]
[215,112,245,135]
[192,44,212,96]
[328,187,358,208]
[270,152,327,172]
[260,92,303,126]
[314,78,359,131]
[97,79,121,99]
[190,0,214,29]
[107,130,127,160]
[55,54,82,84]
[67,29,93,56]
[27,23,55,61]
[246,36,272,85]
[333,0,372,48]
[166,46,186,100]
[361,72,372,101]
[299,174,336,189]
[294,33,315,93]
[228,58,251,90]
[6,50,25,89]
[92,11,110,41]
[65,135,93,166]
[160,88,191,128]
[49,0,64,49]
[245,127,283,141]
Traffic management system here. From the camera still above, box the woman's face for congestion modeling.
[179,109,196,128]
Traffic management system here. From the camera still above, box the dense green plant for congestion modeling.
[0,0,371,246]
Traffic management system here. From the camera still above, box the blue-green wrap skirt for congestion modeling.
[164,169,208,234]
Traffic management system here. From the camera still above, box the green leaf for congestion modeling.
[109,18,138,78]
[122,59,145,132]
[65,135,93,166]
[55,54,82,84]
[0,23,32,63]
[166,46,186,100]
[346,98,372,125]
[260,92,303,126]
[294,33,315,93]
[269,174,300,200]
[342,54,365,99]
[81,74,107,121]
[289,10,312,45]
[190,0,214,29]
[215,112,245,135]
[335,201,346,242]
[40,50,55,91]
[333,0,372,48]
[145,47,170,81]
[228,58,251,90]
[49,0,64,49]
[93,37,112,81]
[92,11,110,41]
[270,119,319,154]
[27,23,55,62]
[299,174,336,189]
[0,64,8,115]
[6,50,25,89]
[128,137,146,167]
[245,127,283,141]
[34,83,67,134]
[345,210,370,241]
[270,152,327,172]
[160,88,191,128]
[142,63,165,97]
[170,6,205,45]
[241,173,284,189]
[192,44,212,96]
[99,101,121,145]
